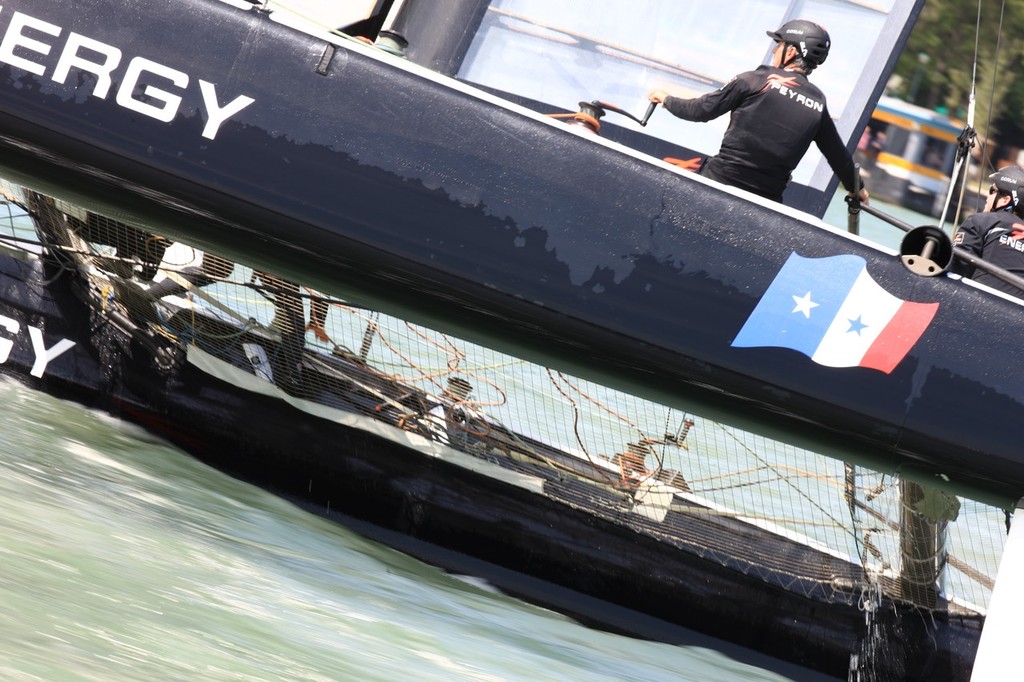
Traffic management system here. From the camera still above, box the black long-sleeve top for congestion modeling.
[662,65,859,202]
[952,210,1024,298]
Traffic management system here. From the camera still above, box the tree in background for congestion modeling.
[890,0,1024,171]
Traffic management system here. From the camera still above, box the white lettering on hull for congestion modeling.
[0,314,76,378]
[27,326,75,378]
[0,8,255,140]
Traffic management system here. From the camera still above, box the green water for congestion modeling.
[0,379,830,681]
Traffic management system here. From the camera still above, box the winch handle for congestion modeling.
[593,100,658,127]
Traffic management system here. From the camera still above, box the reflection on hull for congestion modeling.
[0,186,986,680]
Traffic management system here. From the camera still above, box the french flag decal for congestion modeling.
[732,253,938,374]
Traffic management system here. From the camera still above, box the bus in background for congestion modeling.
[857,96,966,219]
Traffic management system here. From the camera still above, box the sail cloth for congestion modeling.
[732,253,938,374]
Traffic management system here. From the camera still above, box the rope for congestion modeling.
[543,368,603,473]
[718,424,850,532]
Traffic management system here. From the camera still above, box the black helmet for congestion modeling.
[767,20,831,66]
[989,166,1024,209]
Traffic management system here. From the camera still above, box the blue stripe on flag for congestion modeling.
[732,253,867,356]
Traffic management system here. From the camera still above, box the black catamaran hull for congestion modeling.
[0,246,979,680]
[0,0,1017,506]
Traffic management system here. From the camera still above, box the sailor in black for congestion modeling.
[648,20,868,205]
[952,166,1024,298]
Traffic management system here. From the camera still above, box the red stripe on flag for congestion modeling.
[860,301,939,374]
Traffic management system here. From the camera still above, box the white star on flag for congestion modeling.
[791,292,818,318]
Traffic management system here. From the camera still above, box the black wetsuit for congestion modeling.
[662,65,859,202]
[952,210,1024,297]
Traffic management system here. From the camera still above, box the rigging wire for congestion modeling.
[939,0,984,231]
[944,0,1008,231]
[976,0,1008,191]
